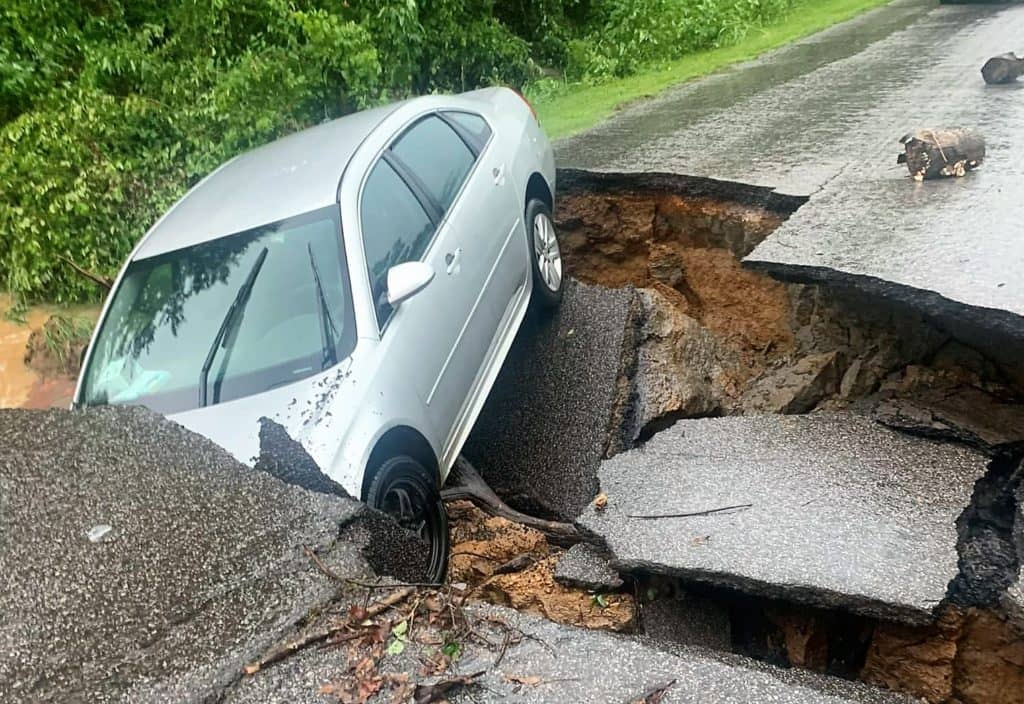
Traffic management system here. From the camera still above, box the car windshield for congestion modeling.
[79,206,356,415]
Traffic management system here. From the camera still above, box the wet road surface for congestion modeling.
[557,0,1024,331]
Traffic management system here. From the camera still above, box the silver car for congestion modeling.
[74,88,562,580]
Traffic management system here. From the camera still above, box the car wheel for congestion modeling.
[365,455,449,583]
[526,199,563,309]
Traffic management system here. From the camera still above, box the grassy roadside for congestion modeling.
[529,0,891,140]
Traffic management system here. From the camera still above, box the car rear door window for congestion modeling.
[444,111,491,151]
[390,116,474,214]
[360,159,435,326]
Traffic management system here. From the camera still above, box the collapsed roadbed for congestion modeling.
[463,169,1024,703]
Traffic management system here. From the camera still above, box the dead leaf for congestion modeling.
[692,535,711,546]
[413,671,485,703]
[626,679,676,704]
[505,673,542,686]
[593,493,608,511]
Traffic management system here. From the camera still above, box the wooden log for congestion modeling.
[982,53,1024,84]
[897,128,985,180]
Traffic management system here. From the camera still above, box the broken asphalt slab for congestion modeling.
[228,603,911,704]
[0,407,427,702]
[553,543,624,592]
[463,279,638,520]
[578,413,989,625]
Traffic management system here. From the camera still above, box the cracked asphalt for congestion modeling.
[0,407,411,702]
[578,413,988,624]
[5,1,1024,701]
[557,0,1024,347]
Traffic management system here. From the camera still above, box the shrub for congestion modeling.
[0,0,799,305]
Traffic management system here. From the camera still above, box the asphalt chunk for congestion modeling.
[228,603,911,704]
[578,413,988,625]
[553,542,624,592]
[463,279,639,520]
[0,406,426,703]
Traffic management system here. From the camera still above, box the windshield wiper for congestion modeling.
[307,243,338,369]
[198,246,269,407]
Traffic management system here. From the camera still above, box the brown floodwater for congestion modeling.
[0,295,99,409]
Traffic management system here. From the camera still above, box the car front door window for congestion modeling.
[360,160,436,327]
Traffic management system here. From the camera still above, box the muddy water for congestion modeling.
[0,296,99,409]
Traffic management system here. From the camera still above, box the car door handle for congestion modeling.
[445,247,462,275]
[492,164,506,185]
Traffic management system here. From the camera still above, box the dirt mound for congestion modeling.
[23,314,91,378]
[448,501,634,632]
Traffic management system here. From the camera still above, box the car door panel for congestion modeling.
[359,159,469,438]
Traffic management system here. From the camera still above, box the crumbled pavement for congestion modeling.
[0,407,427,703]
[554,543,624,592]
[227,602,912,704]
[999,470,1024,634]
[578,412,989,624]
[463,279,639,520]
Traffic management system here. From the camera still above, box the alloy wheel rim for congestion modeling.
[533,213,562,292]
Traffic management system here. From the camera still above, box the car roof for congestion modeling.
[133,102,404,259]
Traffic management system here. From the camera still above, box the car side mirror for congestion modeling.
[386,261,435,306]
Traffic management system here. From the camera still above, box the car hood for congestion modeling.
[168,357,355,478]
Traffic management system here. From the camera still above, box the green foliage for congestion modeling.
[40,313,95,368]
[1,0,801,304]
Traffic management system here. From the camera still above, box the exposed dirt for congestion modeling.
[555,183,1024,451]
[23,315,89,378]
[558,191,793,376]
[448,501,635,632]
[863,606,1024,704]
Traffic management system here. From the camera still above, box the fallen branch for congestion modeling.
[492,553,534,575]
[443,456,584,543]
[627,503,752,519]
[59,255,112,289]
[414,671,485,703]
[625,679,676,704]
[243,586,415,675]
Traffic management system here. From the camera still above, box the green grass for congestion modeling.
[529,0,892,140]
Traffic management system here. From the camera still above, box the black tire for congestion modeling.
[525,198,564,310]
[366,455,449,583]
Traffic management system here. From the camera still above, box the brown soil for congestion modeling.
[1,297,98,409]
[556,189,1024,428]
[863,607,1024,704]
[557,192,793,375]
[24,314,90,378]
[447,501,634,632]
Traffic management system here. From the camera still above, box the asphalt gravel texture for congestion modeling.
[0,407,422,702]
[578,413,988,624]
[559,0,1024,351]
[462,279,638,520]
[553,542,624,592]
[228,604,912,704]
